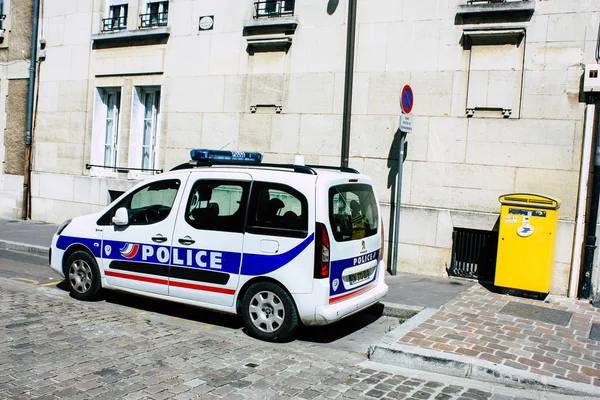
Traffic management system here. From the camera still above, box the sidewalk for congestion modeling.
[1,217,599,395]
[0,217,57,256]
[372,284,600,396]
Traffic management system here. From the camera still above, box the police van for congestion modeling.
[50,150,388,341]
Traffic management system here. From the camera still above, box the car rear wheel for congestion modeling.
[65,250,101,301]
[241,282,298,342]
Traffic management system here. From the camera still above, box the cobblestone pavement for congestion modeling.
[0,278,586,400]
[397,285,600,385]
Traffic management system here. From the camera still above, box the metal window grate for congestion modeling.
[253,0,295,19]
[139,12,168,28]
[450,228,498,281]
[102,16,127,32]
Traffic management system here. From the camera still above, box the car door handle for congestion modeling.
[152,234,168,243]
[178,236,195,245]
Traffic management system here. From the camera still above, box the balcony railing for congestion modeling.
[467,0,507,3]
[102,16,127,32]
[253,0,295,19]
[467,0,529,3]
[139,12,168,28]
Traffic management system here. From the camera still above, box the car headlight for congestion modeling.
[56,219,72,236]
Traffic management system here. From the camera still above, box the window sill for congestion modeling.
[92,27,171,48]
[243,16,298,36]
[246,36,292,54]
[89,167,119,179]
[127,170,157,180]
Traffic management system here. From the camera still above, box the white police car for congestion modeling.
[50,150,388,341]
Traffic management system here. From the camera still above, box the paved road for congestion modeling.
[0,249,401,356]
[0,251,585,399]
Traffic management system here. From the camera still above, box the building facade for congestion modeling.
[0,0,34,218]
[20,0,600,297]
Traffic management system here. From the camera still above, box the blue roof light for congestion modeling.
[190,149,263,163]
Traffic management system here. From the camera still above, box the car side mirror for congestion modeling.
[112,207,129,226]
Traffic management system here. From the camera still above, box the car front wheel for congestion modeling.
[65,250,102,301]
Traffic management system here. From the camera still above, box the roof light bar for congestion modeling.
[190,149,263,163]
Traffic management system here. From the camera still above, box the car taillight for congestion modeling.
[379,218,384,262]
[314,222,330,279]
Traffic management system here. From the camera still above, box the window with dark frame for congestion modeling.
[141,0,169,28]
[253,0,295,18]
[103,4,128,31]
[0,0,5,31]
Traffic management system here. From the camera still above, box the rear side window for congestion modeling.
[184,180,250,233]
[247,182,308,238]
[329,184,378,242]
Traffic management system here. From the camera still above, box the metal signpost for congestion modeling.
[391,85,413,275]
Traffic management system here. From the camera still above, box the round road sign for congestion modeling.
[401,85,414,114]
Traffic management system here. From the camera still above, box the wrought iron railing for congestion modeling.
[253,0,295,18]
[467,0,511,4]
[139,12,168,28]
[86,164,163,174]
[102,16,127,32]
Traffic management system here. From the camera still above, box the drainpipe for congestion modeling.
[581,96,600,300]
[340,0,356,168]
[570,100,596,298]
[22,0,40,219]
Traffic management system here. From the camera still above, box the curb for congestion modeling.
[0,240,49,258]
[380,301,423,319]
[370,308,600,396]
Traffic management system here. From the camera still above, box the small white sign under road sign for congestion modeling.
[400,114,412,133]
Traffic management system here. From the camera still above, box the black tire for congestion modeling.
[65,250,102,301]
[241,282,299,342]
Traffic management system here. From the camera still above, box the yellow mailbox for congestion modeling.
[495,193,561,293]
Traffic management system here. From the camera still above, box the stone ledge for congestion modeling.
[456,0,535,24]
[91,27,170,49]
[243,16,298,36]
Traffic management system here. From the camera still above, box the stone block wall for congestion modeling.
[26,0,600,295]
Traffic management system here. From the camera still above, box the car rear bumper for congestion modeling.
[313,280,388,325]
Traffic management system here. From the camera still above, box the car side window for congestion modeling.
[184,180,250,233]
[247,182,308,238]
[98,179,180,226]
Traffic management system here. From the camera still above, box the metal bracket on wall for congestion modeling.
[465,107,512,118]
[250,104,282,113]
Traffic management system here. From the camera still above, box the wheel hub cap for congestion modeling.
[249,290,285,333]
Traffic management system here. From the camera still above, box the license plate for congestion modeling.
[349,269,370,285]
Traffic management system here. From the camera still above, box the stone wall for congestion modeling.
[28,0,600,295]
[0,0,33,218]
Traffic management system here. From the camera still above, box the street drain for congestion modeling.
[590,323,600,341]
[499,301,573,326]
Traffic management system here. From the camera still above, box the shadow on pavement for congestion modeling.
[55,281,243,329]
[295,303,385,344]
[55,280,388,343]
